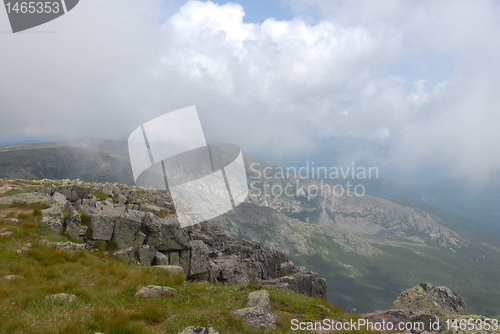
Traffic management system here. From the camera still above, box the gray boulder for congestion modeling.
[41,206,64,233]
[231,289,277,330]
[134,285,178,299]
[153,265,185,277]
[54,241,85,251]
[188,240,211,278]
[51,191,68,207]
[247,290,271,309]
[89,214,115,241]
[55,185,90,202]
[157,217,190,251]
[137,245,154,265]
[178,327,220,334]
[64,207,84,240]
[112,210,145,249]
[113,247,137,264]
[394,282,468,319]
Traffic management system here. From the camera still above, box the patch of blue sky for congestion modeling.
[159,0,295,24]
[382,52,458,89]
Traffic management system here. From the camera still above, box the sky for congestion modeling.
[1,0,500,183]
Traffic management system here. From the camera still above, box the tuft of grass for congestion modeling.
[4,201,49,210]
[80,212,90,225]
[92,191,108,201]
[0,186,41,198]
[106,240,119,251]
[158,209,175,218]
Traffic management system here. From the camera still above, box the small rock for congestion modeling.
[317,304,331,312]
[134,285,178,299]
[1,274,24,280]
[54,241,85,251]
[247,290,270,309]
[51,191,67,206]
[0,228,14,236]
[46,293,77,302]
[113,247,137,264]
[153,265,185,277]
[178,326,220,334]
[153,251,169,266]
[231,306,277,330]
[231,289,277,330]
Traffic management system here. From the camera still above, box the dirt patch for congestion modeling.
[0,228,14,236]
[0,184,23,195]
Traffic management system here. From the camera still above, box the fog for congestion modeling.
[1,0,499,184]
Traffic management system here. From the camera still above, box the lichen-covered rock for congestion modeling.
[247,290,271,309]
[55,185,90,202]
[53,241,85,251]
[134,285,178,299]
[231,306,277,330]
[261,266,327,299]
[40,206,64,233]
[112,210,144,249]
[188,240,211,277]
[64,207,84,240]
[113,247,137,264]
[100,205,125,217]
[51,191,68,207]
[231,289,277,330]
[89,214,115,241]
[153,265,185,276]
[153,251,169,265]
[158,217,190,251]
[140,203,162,216]
[394,282,468,319]
[178,327,220,334]
[137,245,154,265]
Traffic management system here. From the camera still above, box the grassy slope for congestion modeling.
[0,200,377,334]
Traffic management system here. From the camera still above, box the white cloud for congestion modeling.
[1,0,500,181]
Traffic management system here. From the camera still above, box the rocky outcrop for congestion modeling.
[363,282,497,334]
[394,282,468,319]
[7,180,327,300]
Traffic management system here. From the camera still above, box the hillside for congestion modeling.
[0,140,499,316]
[0,179,370,334]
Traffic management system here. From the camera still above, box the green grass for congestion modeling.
[0,186,42,198]
[0,202,376,334]
[92,191,108,201]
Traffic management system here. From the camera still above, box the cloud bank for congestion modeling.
[1,0,499,182]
